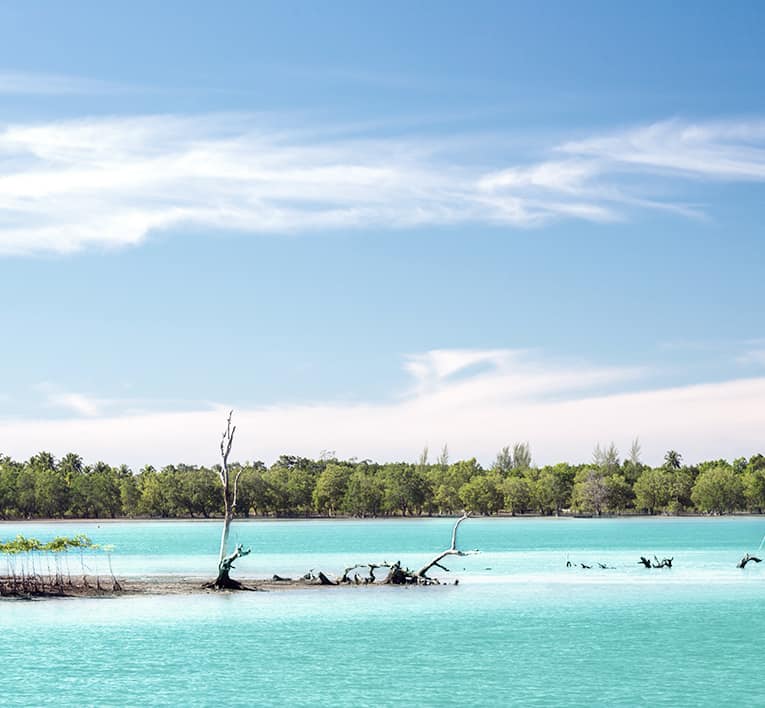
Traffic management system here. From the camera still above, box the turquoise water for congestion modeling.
[1,518,764,706]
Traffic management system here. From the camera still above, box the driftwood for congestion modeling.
[639,555,673,568]
[316,571,338,586]
[413,513,474,580]
[340,563,385,584]
[737,553,762,569]
[323,513,476,587]
[381,512,476,584]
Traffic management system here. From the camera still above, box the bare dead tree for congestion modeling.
[206,411,251,590]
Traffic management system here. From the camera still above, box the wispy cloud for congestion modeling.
[4,349,763,467]
[560,119,765,180]
[0,70,121,96]
[737,349,765,367]
[1,115,765,254]
[31,383,217,419]
[402,348,642,402]
[35,383,104,417]
[46,392,102,417]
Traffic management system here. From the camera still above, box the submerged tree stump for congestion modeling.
[737,553,762,569]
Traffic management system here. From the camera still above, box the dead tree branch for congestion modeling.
[414,512,476,580]
[737,553,762,569]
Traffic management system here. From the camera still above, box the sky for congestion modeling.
[1,1,764,469]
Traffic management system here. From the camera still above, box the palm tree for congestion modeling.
[664,450,682,470]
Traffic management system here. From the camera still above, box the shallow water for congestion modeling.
[1,518,763,706]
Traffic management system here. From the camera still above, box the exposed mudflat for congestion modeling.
[0,575,345,599]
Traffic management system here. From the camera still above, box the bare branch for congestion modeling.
[339,562,392,583]
[221,409,236,469]
[416,513,476,579]
[232,467,243,513]
[450,511,470,551]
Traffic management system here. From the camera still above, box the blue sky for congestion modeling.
[1,1,764,467]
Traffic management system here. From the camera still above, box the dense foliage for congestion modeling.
[1,444,764,519]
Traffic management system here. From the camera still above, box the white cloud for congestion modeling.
[560,119,765,180]
[402,349,642,404]
[0,70,120,96]
[3,350,762,468]
[48,393,101,417]
[477,160,598,194]
[2,114,765,254]
[737,349,765,367]
[35,384,104,417]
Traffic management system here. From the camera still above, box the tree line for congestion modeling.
[1,441,764,519]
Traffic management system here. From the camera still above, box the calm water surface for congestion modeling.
[1,518,763,706]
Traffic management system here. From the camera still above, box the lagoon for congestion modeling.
[1,518,763,706]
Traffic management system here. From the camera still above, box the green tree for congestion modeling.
[593,443,620,475]
[382,463,428,515]
[502,475,531,515]
[88,462,121,518]
[264,457,321,516]
[0,456,22,518]
[119,474,140,516]
[511,442,532,474]
[604,474,633,512]
[666,468,693,513]
[137,466,167,517]
[431,483,461,514]
[633,468,671,514]
[14,464,37,518]
[30,452,69,517]
[286,466,317,515]
[492,446,513,476]
[187,467,222,517]
[458,473,503,515]
[572,468,607,515]
[742,455,765,512]
[343,464,383,517]
[621,438,645,485]
[236,462,269,516]
[313,463,352,515]
[263,465,291,515]
[664,450,682,470]
[530,463,575,515]
[691,465,744,514]
[58,453,84,485]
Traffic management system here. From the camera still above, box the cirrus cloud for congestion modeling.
[2,114,765,255]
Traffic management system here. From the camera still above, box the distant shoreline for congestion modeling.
[1,512,763,524]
